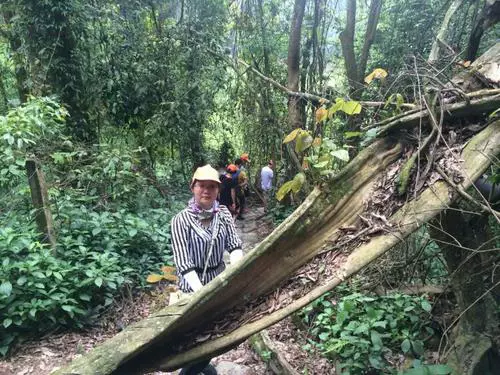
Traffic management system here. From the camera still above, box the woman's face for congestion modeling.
[192,180,220,209]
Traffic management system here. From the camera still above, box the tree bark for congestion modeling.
[287,0,307,130]
[25,159,56,250]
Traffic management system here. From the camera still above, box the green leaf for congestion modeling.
[291,173,306,193]
[17,276,27,286]
[0,281,12,297]
[421,299,432,312]
[401,338,411,353]
[344,131,363,139]
[330,149,350,162]
[412,340,424,355]
[428,364,452,375]
[342,101,362,115]
[276,180,294,201]
[128,228,138,237]
[94,277,103,288]
[92,228,102,236]
[313,160,329,169]
[295,132,313,153]
[62,305,73,312]
[79,294,91,301]
[370,330,383,349]
[3,318,12,328]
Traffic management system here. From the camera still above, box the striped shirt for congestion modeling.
[171,205,242,292]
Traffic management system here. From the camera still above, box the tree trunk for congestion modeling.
[428,0,464,64]
[287,0,307,130]
[465,0,500,62]
[358,0,382,82]
[339,0,358,97]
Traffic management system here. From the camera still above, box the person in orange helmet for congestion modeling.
[219,164,238,217]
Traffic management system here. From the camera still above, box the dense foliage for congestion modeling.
[0,0,498,372]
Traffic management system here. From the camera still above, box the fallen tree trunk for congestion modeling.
[52,120,500,375]
[53,44,500,375]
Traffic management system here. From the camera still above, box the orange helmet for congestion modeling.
[226,164,238,173]
[240,153,250,162]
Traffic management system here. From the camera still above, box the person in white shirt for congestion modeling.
[260,160,274,212]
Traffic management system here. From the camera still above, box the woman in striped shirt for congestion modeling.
[171,164,243,294]
[171,165,243,374]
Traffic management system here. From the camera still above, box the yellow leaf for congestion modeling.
[146,274,164,283]
[302,159,310,169]
[364,68,388,84]
[283,128,302,144]
[162,274,178,282]
[463,60,471,67]
[342,101,362,115]
[276,180,294,201]
[315,107,328,123]
[312,137,322,147]
[161,265,176,274]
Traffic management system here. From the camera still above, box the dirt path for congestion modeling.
[0,203,273,375]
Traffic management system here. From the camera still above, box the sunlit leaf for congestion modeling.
[344,131,363,139]
[342,101,362,115]
[291,172,306,193]
[276,180,294,201]
[313,160,329,169]
[330,149,350,162]
[295,132,313,153]
[315,107,328,123]
[161,265,176,274]
[364,68,388,84]
[328,99,344,118]
[162,274,178,282]
[146,274,164,283]
[312,137,322,147]
[283,128,301,144]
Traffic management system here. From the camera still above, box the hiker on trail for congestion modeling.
[219,164,238,216]
[260,160,274,213]
[234,154,250,220]
[171,164,243,375]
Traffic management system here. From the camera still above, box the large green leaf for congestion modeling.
[276,180,294,201]
[342,101,362,115]
[330,149,350,162]
[291,173,306,193]
[295,132,313,153]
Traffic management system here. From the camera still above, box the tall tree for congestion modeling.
[287,0,307,130]
[340,0,383,98]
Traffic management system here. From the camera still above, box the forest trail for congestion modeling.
[0,202,273,375]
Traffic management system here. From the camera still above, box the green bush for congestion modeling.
[300,291,434,374]
[0,201,178,356]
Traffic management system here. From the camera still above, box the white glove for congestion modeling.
[183,270,203,292]
[230,249,244,265]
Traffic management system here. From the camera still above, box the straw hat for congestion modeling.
[191,165,220,187]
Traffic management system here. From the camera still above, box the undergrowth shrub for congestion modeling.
[0,199,182,356]
[300,290,435,374]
